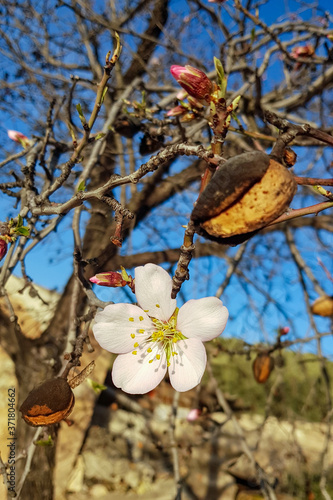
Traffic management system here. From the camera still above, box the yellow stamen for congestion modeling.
[132,351,137,355]
[129,317,134,322]
[131,334,135,339]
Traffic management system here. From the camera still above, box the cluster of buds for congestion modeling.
[290,44,315,70]
[0,218,30,262]
[170,65,213,103]
[90,266,135,292]
[169,59,240,146]
[167,101,203,122]
[7,129,31,148]
[168,66,213,122]
[290,44,315,59]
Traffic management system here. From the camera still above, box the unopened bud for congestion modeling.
[278,326,290,336]
[90,271,127,287]
[7,129,31,148]
[170,65,213,102]
[166,105,188,117]
[176,89,188,100]
[290,44,315,59]
[0,238,7,261]
[283,148,297,167]
[186,408,201,421]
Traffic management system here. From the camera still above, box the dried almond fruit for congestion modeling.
[192,151,270,222]
[192,152,297,243]
[252,353,275,384]
[20,378,75,427]
[311,296,333,317]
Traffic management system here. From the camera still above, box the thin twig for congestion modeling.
[169,391,182,500]
[16,428,43,499]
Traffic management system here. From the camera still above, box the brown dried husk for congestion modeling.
[201,159,297,237]
[252,353,275,384]
[20,378,75,426]
[311,296,333,317]
[192,151,270,222]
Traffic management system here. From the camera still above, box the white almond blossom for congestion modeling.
[93,263,229,394]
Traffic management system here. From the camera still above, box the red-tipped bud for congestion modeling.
[290,44,315,59]
[0,238,7,261]
[90,272,127,287]
[166,105,188,117]
[170,65,213,102]
[7,130,31,148]
[176,89,188,100]
[278,326,290,336]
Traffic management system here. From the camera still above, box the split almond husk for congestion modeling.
[192,151,271,221]
[201,159,296,237]
[20,378,75,427]
[191,152,297,242]
[311,296,333,317]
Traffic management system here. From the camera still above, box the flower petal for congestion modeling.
[112,344,167,394]
[177,297,228,341]
[135,264,176,321]
[168,338,207,392]
[93,303,153,354]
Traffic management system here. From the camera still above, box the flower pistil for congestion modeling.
[129,309,186,368]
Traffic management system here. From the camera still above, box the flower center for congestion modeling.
[131,308,186,367]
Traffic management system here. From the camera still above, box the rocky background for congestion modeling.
[0,279,332,499]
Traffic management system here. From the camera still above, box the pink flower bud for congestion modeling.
[176,89,188,100]
[166,105,188,117]
[278,326,290,336]
[186,408,201,421]
[0,238,7,262]
[90,272,127,287]
[7,130,31,148]
[290,44,315,59]
[170,65,213,102]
